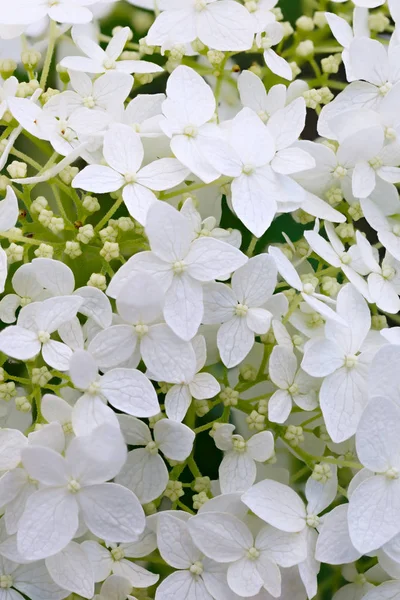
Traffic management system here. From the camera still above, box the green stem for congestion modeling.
[246,235,258,258]
[40,19,57,89]
[95,195,125,232]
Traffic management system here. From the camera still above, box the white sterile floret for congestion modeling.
[213,423,274,493]
[257,21,293,81]
[208,103,315,237]
[325,8,369,82]
[82,534,159,590]
[116,414,194,503]
[0,0,99,25]
[155,512,234,600]
[159,65,234,184]
[269,245,345,324]
[268,345,319,423]
[203,254,277,367]
[302,284,373,442]
[0,263,45,324]
[16,424,145,560]
[107,201,247,341]
[242,467,337,598]
[188,510,306,597]
[0,295,83,370]
[73,123,189,225]
[61,27,163,76]
[146,0,255,52]
[68,349,160,436]
[162,335,220,422]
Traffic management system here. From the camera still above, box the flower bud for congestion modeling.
[296,16,314,32]
[0,59,17,78]
[32,367,52,387]
[246,410,265,431]
[82,195,100,213]
[77,224,95,244]
[100,241,120,262]
[296,40,314,58]
[5,243,23,264]
[21,50,41,69]
[7,161,27,179]
[65,241,82,259]
[34,243,54,258]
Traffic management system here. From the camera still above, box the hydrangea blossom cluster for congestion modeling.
[0,0,400,599]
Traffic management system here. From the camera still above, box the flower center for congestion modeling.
[332,165,347,179]
[190,561,204,575]
[111,546,126,561]
[63,421,74,435]
[103,57,117,70]
[344,354,358,368]
[83,95,96,109]
[242,164,255,175]
[385,127,397,141]
[233,435,247,453]
[37,330,50,344]
[288,383,299,395]
[172,260,187,274]
[145,441,159,455]
[87,381,101,395]
[303,282,315,295]
[124,172,137,184]
[385,467,399,479]
[194,0,207,11]
[246,546,260,560]
[379,82,392,96]
[257,109,269,123]
[184,124,198,137]
[369,156,383,170]
[0,576,13,589]
[306,514,320,528]
[382,265,395,280]
[340,252,351,265]
[20,296,32,307]
[235,303,248,317]
[134,322,149,337]
[67,478,81,493]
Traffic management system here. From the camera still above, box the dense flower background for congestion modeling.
[1,0,400,599]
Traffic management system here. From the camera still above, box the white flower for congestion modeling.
[94,575,137,600]
[159,65,232,184]
[82,536,159,589]
[0,76,18,119]
[268,345,319,424]
[17,424,145,560]
[0,296,83,370]
[214,423,275,493]
[69,349,160,436]
[325,8,369,81]
[269,246,345,325]
[120,93,165,138]
[302,284,373,442]
[0,263,46,324]
[146,0,255,52]
[46,71,133,118]
[258,21,293,81]
[107,201,247,341]
[210,104,314,237]
[238,69,308,123]
[163,335,220,422]
[203,254,277,367]
[0,0,98,25]
[348,396,400,553]
[0,556,68,600]
[88,272,197,384]
[242,468,338,599]
[116,415,194,503]
[188,510,306,597]
[61,27,163,75]
[155,512,234,600]
[73,123,189,225]
[45,541,95,599]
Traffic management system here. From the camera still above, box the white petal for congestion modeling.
[158,513,200,568]
[219,452,256,494]
[352,160,376,198]
[264,48,293,81]
[0,429,27,470]
[72,165,124,193]
[186,237,247,282]
[247,431,275,462]
[164,274,203,341]
[305,463,338,515]
[232,254,277,307]
[349,37,389,86]
[269,246,302,291]
[72,395,120,437]
[197,1,254,51]
[142,323,197,384]
[116,449,168,503]
[227,557,264,597]
[241,480,306,532]
[165,385,192,422]
[272,147,315,175]
[146,201,192,263]
[103,124,143,174]
[356,396,400,473]
[123,183,157,226]
[217,316,254,368]
[0,186,18,231]
[155,419,194,461]
[189,373,220,400]
[88,325,136,370]
[36,296,83,334]
[69,349,98,389]
[301,338,344,377]
[188,512,252,562]
[80,541,112,582]
[155,570,212,600]
[0,326,40,361]
[79,483,145,541]
[21,446,68,486]
[315,505,361,565]
[45,541,94,599]
[268,390,292,424]
[320,363,368,443]
[231,168,278,238]
[42,340,73,371]
[101,368,159,417]
[17,488,78,560]
[348,476,400,553]
[32,258,74,295]
[74,286,112,329]
[269,345,297,388]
